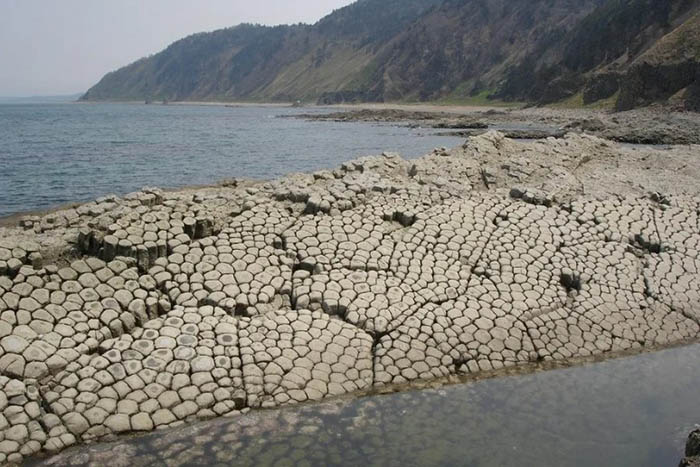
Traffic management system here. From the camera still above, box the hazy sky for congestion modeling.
[0,0,355,97]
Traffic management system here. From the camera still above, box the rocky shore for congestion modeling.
[1,131,699,464]
[681,429,700,467]
[295,106,700,145]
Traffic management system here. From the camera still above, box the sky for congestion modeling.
[0,0,355,97]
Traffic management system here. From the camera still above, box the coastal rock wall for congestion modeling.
[0,132,699,464]
[616,61,700,111]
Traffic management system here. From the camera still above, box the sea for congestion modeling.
[0,102,462,218]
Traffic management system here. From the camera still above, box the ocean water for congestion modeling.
[0,103,462,218]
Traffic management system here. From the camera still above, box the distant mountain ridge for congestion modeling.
[82,0,700,110]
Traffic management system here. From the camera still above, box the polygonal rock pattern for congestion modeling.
[0,239,42,278]
[0,376,66,465]
[149,205,296,317]
[644,252,700,323]
[77,189,245,271]
[374,297,536,384]
[0,187,255,280]
[0,132,699,464]
[240,309,373,408]
[41,306,245,441]
[0,257,165,380]
[81,202,219,270]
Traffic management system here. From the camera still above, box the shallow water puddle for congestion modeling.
[29,343,700,466]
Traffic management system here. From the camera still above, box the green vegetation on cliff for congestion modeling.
[82,0,700,110]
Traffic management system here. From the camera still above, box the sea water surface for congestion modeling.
[0,103,462,218]
[30,344,700,467]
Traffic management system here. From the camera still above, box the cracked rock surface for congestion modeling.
[1,131,699,464]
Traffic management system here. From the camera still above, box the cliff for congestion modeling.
[82,0,700,110]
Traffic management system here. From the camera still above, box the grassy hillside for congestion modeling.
[82,0,442,103]
[82,0,700,110]
[617,10,700,109]
[350,0,605,102]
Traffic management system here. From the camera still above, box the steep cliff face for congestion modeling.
[616,10,700,110]
[491,0,700,104]
[82,0,700,110]
[82,24,289,101]
[348,0,606,102]
[82,0,443,103]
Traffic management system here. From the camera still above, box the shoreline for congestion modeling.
[292,105,700,145]
[0,178,262,228]
[1,131,699,464]
[74,99,515,111]
[73,99,296,107]
[27,337,700,465]
[3,102,699,224]
[34,99,700,146]
[74,97,698,113]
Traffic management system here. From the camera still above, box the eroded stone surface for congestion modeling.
[240,309,373,408]
[1,132,699,464]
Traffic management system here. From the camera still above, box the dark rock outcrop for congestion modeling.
[617,62,700,111]
[583,72,621,104]
[680,429,700,467]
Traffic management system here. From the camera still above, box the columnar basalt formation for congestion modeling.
[0,132,699,464]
